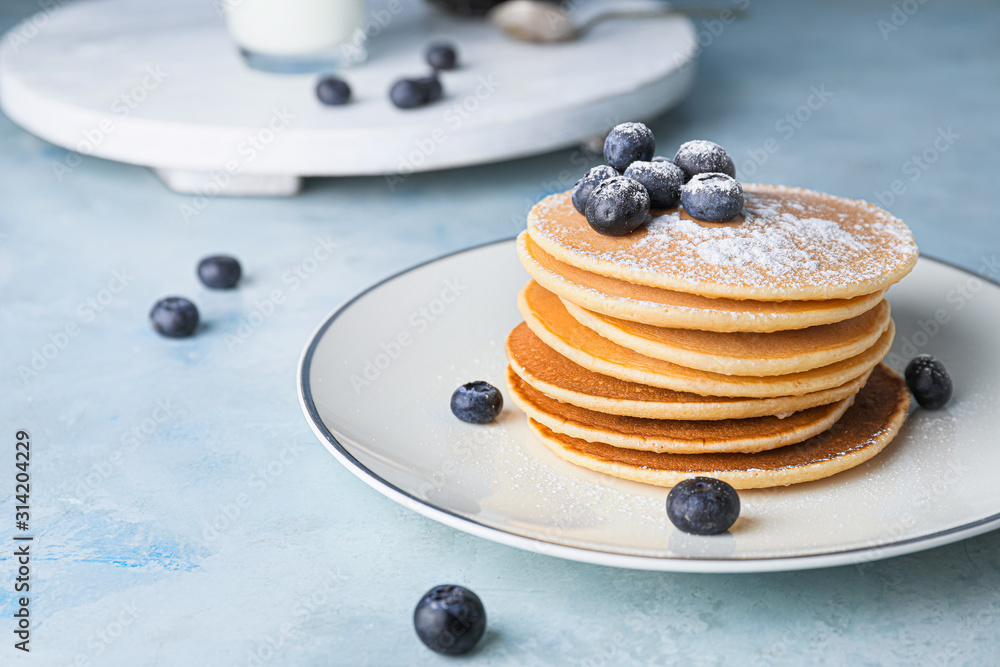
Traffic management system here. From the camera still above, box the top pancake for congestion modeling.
[527,184,919,301]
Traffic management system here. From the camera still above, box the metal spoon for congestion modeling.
[488,0,744,43]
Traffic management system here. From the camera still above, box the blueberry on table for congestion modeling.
[673,140,736,181]
[667,477,741,535]
[603,122,656,172]
[681,172,744,222]
[425,41,459,70]
[624,160,684,209]
[415,74,444,102]
[149,297,199,338]
[451,381,503,423]
[414,585,486,655]
[585,176,650,236]
[197,255,242,289]
[315,76,351,106]
[905,354,953,409]
[571,164,618,214]
[390,78,429,109]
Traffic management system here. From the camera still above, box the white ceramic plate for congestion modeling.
[298,239,1000,572]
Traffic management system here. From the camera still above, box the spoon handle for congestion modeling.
[578,5,747,36]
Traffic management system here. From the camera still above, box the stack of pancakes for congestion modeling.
[505,184,919,489]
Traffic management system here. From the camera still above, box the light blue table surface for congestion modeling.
[3,0,1000,664]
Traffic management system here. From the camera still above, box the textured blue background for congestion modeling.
[2,0,999,664]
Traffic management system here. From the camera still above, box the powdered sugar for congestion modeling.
[529,184,919,297]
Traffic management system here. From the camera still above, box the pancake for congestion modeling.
[505,322,874,420]
[519,280,895,398]
[561,297,891,377]
[518,232,887,332]
[528,364,909,489]
[527,185,919,301]
[506,367,854,454]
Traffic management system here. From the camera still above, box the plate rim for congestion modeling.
[297,238,1000,573]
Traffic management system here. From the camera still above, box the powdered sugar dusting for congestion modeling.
[529,184,919,298]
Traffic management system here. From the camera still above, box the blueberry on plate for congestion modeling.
[681,172,744,222]
[666,477,740,535]
[571,164,618,214]
[603,122,656,172]
[623,160,684,209]
[905,354,953,409]
[315,76,351,106]
[451,381,503,423]
[415,74,444,102]
[197,255,242,289]
[585,176,650,236]
[414,584,486,655]
[149,297,199,338]
[390,79,429,109]
[673,140,736,181]
[425,41,458,70]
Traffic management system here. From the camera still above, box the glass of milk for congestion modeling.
[222,0,369,73]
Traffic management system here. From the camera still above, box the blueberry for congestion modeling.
[390,79,428,109]
[681,173,744,222]
[673,140,736,181]
[603,122,656,172]
[585,176,650,236]
[415,74,443,102]
[666,477,740,535]
[149,297,199,338]
[451,381,503,423]
[414,585,486,655]
[623,160,684,209]
[905,354,953,409]
[197,255,242,289]
[315,76,351,106]
[571,165,618,214]
[425,42,458,70]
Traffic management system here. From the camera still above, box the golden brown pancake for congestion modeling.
[561,296,891,376]
[505,322,875,420]
[506,366,854,454]
[528,364,910,489]
[518,232,887,332]
[527,186,919,301]
[519,280,894,398]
